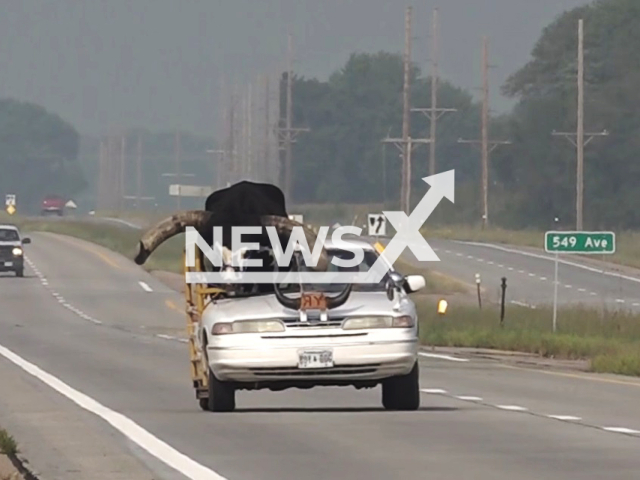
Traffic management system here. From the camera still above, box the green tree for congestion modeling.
[0,98,85,213]
[497,0,640,229]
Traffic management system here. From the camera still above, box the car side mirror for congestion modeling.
[404,275,426,294]
[21,237,31,245]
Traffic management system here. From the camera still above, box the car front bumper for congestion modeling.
[207,331,419,383]
[0,257,23,271]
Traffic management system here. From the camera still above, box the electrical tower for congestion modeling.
[411,7,457,177]
[382,6,431,214]
[552,19,608,230]
[458,36,511,228]
[276,33,310,203]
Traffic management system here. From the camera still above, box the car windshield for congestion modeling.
[0,229,19,241]
[277,248,391,293]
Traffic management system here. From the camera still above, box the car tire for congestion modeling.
[198,397,210,411]
[207,368,235,412]
[15,268,23,278]
[381,361,420,411]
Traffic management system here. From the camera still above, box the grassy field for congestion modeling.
[417,299,640,376]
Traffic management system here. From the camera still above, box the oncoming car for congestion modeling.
[194,239,426,412]
[0,224,31,277]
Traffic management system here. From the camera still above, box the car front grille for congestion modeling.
[0,246,15,260]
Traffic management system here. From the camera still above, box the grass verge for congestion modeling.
[0,429,17,456]
[417,299,640,376]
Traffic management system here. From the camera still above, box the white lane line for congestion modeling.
[616,299,625,303]
[445,250,451,254]
[496,405,528,412]
[487,261,494,265]
[511,300,536,309]
[497,264,504,268]
[138,281,153,292]
[565,285,572,288]
[590,292,597,296]
[548,415,582,421]
[456,253,462,257]
[477,258,484,263]
[467,255,474,259]
[528,273,535,277]
[540,277,547,281]
[456,396,483,401]
[0,343,228,480]
[633,303,640,307]
[602,427,640,435]
[508,267,514,271]
[518,270,525,274]
[578,288,586,292]
[419,352,470,362]
[156,334,177,341]
[420,388,447,394]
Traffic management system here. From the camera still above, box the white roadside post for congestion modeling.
[545,229,616,333]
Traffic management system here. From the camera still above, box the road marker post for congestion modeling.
[500,277,507,327]
[545,230,616,332]
[475,273,482,310]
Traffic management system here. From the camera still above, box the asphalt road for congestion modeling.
[0,232,639,479]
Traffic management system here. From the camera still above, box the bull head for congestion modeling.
[133,211,329,272]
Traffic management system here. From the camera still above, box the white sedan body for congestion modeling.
[198,243,421,391]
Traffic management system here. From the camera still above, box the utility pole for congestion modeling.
[277,33,310,203]
[552,19,608,230]
[136,134,142,210]
[458,36,511,228]
[262,74,271,183]
[120,132,126,211]
[97,139,106,211]
[411,7,457,176]
[247,80,253,178]
[382,6,430,214]
[175,130,181,208]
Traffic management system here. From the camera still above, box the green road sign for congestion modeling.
[544,231,615,254]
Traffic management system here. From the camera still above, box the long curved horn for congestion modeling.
[273,283,301,310]
[260,215,329,271]
[325,284,353,309]
[134,210,213,265]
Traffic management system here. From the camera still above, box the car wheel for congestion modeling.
[381,361,420,411]
[207,368,235,412]
[15,268,23,278]
[198,397,210,411]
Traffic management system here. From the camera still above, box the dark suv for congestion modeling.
[0,224,31,277]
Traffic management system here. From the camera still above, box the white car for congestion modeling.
[196,239,426,412]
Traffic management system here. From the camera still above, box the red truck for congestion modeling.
[41,195,65,216]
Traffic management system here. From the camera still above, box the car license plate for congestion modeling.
[298,350,333,369]
[4,262,12,267]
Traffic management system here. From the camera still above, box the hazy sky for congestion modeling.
[0,0,590,137]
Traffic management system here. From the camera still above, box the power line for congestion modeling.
[458,36,511,228]
[551,19,608,230]
[410,7,457,177]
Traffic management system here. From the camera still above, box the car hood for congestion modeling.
[203,290,414,323]
[0,241,21,247]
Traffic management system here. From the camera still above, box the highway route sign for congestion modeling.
[5,194,15,206]
[368,214,387,236]
[545,231,615,254]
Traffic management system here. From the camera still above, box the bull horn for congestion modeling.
[260,215,329,271]
[325,284,353,309]
[273,283,301,311]
[134,210,213,265]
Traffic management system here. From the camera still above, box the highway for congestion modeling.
[0,231,640,479]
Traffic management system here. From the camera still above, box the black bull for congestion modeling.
[133,181,351,310]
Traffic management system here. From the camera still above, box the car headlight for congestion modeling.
[211,319,285,335]
[12,247,23,256]
[341,315,414,330]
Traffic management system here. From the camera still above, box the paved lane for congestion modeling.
[1,232,640,479]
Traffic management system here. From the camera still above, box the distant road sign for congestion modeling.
[5,194,15,206]
[169,185,211,197]
[6,204,15,215]
[545,231,615,254]
[368,214,386,236]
